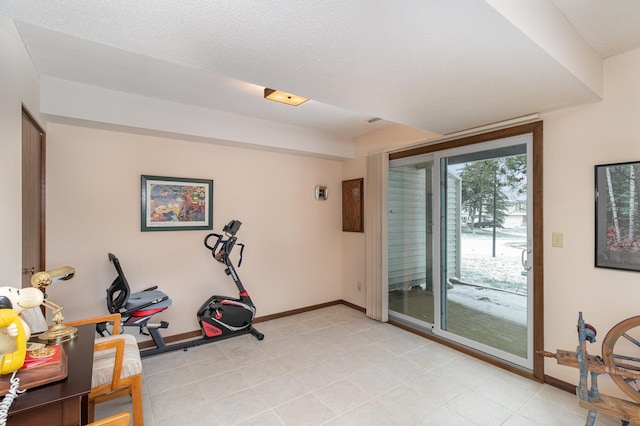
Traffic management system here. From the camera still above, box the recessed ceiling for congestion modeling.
[1,1,640,154]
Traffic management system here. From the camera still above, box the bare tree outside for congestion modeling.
[596,162,640,271]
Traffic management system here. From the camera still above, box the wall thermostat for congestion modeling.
[315,185,328,200]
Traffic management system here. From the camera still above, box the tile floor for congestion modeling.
[96,304,633,425]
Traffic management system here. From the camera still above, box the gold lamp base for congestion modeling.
[38,323,78,343]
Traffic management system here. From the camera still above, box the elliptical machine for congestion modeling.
[102,219,263,357]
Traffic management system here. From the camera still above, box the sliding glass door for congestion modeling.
[388,155,434,328]
[389,133,534,369]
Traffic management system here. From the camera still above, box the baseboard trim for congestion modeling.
[253,300,347,323]
[339,299,366,313]
[543,375,576,394]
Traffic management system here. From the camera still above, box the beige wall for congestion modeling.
[542,47,640,394]
[0,18,43,285]
[44,123,343,338]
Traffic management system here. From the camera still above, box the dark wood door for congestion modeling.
[22,109,45,289]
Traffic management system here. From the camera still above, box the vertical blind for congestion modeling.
[365,152,389,322]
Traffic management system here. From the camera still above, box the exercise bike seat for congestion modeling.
[107,253,172,316]
[126,289,172,315]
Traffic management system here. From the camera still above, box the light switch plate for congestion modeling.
[552,232,564,248]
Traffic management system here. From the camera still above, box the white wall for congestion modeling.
[44,122,343,339]
[542,47,640,394]
[0,18,43,286]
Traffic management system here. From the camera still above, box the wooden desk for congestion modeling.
[7,324,94,425]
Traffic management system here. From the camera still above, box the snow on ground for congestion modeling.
[448,226,528,325]
[447,283,527,326]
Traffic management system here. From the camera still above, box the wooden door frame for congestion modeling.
[22,105,46,283]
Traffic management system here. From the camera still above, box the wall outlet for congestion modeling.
[357,282,362,291]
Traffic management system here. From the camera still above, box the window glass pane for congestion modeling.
[441,144,528,358]
[388,160,434,324]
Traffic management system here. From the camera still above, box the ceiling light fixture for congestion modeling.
[264,88,309,106]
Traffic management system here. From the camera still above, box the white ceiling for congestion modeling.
[552,0,640,57]
[2,1,640,151]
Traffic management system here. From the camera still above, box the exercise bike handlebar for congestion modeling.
[204,232,245,267]
[203,233,223,251]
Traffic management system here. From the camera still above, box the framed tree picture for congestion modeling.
[141,175,213,231]
[595,161,640,271]
[342,178,364,232]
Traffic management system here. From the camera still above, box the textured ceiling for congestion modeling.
[1,1,640,145]
[552,0,640,57]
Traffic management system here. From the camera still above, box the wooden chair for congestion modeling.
[88,411,131,426]
[66,313,144,425]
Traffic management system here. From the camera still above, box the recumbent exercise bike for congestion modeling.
[100,219,263,357]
